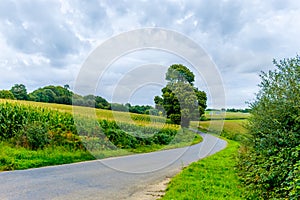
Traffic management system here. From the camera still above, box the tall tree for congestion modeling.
[10,84,28,100]
[155,64,207,127]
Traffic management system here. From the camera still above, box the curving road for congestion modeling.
[0,132,227,200]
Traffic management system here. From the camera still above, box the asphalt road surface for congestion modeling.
[0,132,227,200]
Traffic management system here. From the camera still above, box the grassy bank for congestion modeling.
[161,118,249,199]
[0,142,94,171]
[160,139,245,200]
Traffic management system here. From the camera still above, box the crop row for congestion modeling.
[0,102,179,151]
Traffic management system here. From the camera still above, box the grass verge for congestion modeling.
[0,142,95,171]
[160,139,245,200]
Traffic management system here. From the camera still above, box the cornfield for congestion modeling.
[0,100,180,151]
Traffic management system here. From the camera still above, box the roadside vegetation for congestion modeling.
[0,64,208,171]
[160,139,245,200]
[161,117,249,200]
[2,58,298,198]
[237,56,300,199]
[162,55,300,199]
[0,100,201,171]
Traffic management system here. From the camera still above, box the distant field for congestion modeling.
[191,118,249,142]
[194,120,247,133]
[204,111,250,120]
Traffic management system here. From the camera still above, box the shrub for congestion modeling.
[238,56,300,199]
[16,122,49,150]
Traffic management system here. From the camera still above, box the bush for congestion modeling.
[238,56,300,199]
[16,122,49,150]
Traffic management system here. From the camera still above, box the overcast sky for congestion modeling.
[1,0,300,108]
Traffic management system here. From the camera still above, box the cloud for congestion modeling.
[1,0,300,108]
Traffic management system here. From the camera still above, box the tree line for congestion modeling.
[0,84,156,115]
[206,108,251,113]
[0,64,209,127]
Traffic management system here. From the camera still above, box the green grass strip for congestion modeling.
[160,139,245,200]
[0,142,95,171]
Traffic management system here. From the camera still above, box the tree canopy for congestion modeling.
[10,84,28,100]
[166,64,195,85]
[155,64,207,127]
[29,85,73,105]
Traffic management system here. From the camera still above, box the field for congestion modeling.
[0,99,201,171]
[0,99,174,128]
[191,119,249,141]
[204,110,250,120]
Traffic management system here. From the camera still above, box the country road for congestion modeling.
[0,132,227,200]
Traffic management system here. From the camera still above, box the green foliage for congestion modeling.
[0,90,15,99]
[110,103,155,114]
[225,108,251,113]
[0,101,178,154]
[127,103,155,115]
[99,119,178,149]
[110,102,128,112]
[166,64,195,85]
[192,88,207,120]
[73,94,110,109]
[161,140,246,200]
[155,64,207,127]
[95,96,110,109]
[172,82,198,127]
[0,142,94,171]
[16,122,50,150]
[0,100,203,171]
[8,83,159,116]
[29,88,56,103]
[0,102,81,150]
[170,113,181,125]
[238,56,300,199]
[29,85,73,105]
[10,84,28,100]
